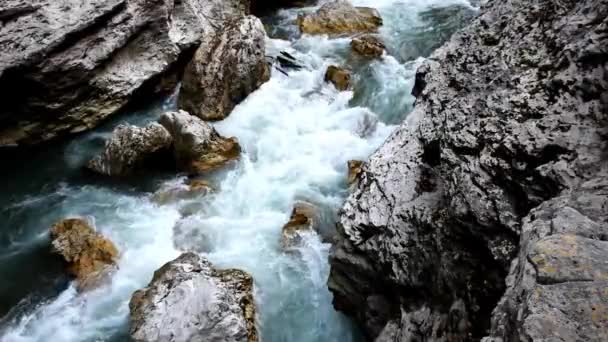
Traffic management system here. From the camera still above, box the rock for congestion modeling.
[129,252,257,342]
[347,160,364,186]
[87,123,173,177]
[179,16,270,121]
[0,0,250,146]
[351,35,385,58]
[152,179,213,205]
[50,218,118,290]
[159,110,241,174]
[297,0,382,36]
[329,0,608,340]
[324,65,351,91]
[281,201,319,249]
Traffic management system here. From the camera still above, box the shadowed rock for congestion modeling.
[297,0,382,35]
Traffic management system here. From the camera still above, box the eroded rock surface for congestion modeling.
[129,252,257,342]
[297,0,382,35]
[325,65,351,91]
[351,35,385,58]
[329,0,608,340]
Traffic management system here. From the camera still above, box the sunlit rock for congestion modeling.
[347,160,364,186]
[324,65,351,91]
[297,1,382,35]
[129,252,257,342]
[351,35,385,58]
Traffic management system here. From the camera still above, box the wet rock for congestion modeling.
[0,0,250,146]
[50,218,118,290]
[297,0,382,35]
[324,65,351,91]
[87,123,173,177]
[179,16,270,121]
[152,179,213,205]
[159,110,241,174]
[351,35,385,58]
[281,201,319,249]
[347,160,364,186]
[129,252,257,342]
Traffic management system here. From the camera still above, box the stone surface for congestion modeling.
[325,65,351,91]
[129,252,257,342]
[329,0,608,340]
[87,123,173,176]
[152,179,213,205]
[179,15,269,121]
[351,35,385,58]
[347,160,364,186]
[0,0,249,146]
[281,201,319,249]
[50,218,118,290]
[159,110,241,174]
[297,0,382,35]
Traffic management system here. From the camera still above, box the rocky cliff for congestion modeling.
[329,0,608,340]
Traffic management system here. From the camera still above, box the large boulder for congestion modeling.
[179,15,270,121]
[129,252,257,342]
[159,110,241,174]
[297,0,382,35]
[0,0,249,147]
[50,218,119,290]
[87,123,173,176]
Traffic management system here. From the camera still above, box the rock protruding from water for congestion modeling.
[281,201,319,249]
[347,160,364,186]
[50,218,118,290]
[325,65,351,91]
[129,252,257,342]
[179,16,270,121]
[152,179,214,205]
[297,1,382,35]
[351,35,385,58]
[87,123,173,176]
[159,110,241,174]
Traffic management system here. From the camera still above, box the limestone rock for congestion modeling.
[0,0,250,146]
[159,110,241,174]
[129,252,257,342]
[297,0,382,35]
[50,218,118,290]
[324,65,351,91]
[281,201,319,249]
[179,15,270,121]
[87,123,173,177]
[351,35,385,58]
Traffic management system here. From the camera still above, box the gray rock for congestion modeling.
[129,252,258,342]
[329,0,608,340]
[0,0,249,146]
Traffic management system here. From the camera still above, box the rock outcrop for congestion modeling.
[329,0,608,340]
[347,160,363,186]
[50,218,118,290]
[178,15,270,121]
[0,0,249,146]
[325,65,351,91]
[351,35,385,58]
[129,252,257,342]
[87,123,173,176]
[297,0,382,35]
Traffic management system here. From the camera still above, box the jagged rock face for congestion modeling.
[129,252,257,342]
[329,0,608,340]
[297,0,382,35]
[179,15,270,121]
[87,123,173,176]
[50,218,119,290]
[351,35,385,58]
[325,65,351,91]
[0,0,249,146]
[159,110,241,174]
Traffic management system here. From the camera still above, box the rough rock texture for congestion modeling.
[87,123,173,176]
[129,252,257,342]
[281,201,319,249]
[297,0,382,35]
[159,110,241,174]
[0,0,249,146]
[329,0,608,340]
[347,160,364,186]
[351,35,385,58]
[325,65,351,91]
[179,15,270,121]
[50,218,118,290]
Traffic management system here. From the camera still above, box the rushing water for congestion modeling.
[0,1,476,341]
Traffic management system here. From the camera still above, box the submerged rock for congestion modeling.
[351,35,385,58]
[50,218,118,290]
[297,0,382,35]
[129,252,257,342]
[152,179,214,205]
[325,65,351,91]
[179,16,270,121]
[281,201,319,249]
[87,123,173,177]
[159,110,241,174]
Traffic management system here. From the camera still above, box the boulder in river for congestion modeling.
[347,160,364,186]
[129,252,257,342]
[159,110,241,174]
[152,179,214,205]
[179,15,270,121]
[324,65,351,91]
[87,123,173,177]
[297,1,382,35]
[281,201,320,249]
[351,35,385,58]
[50,218,118,291]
